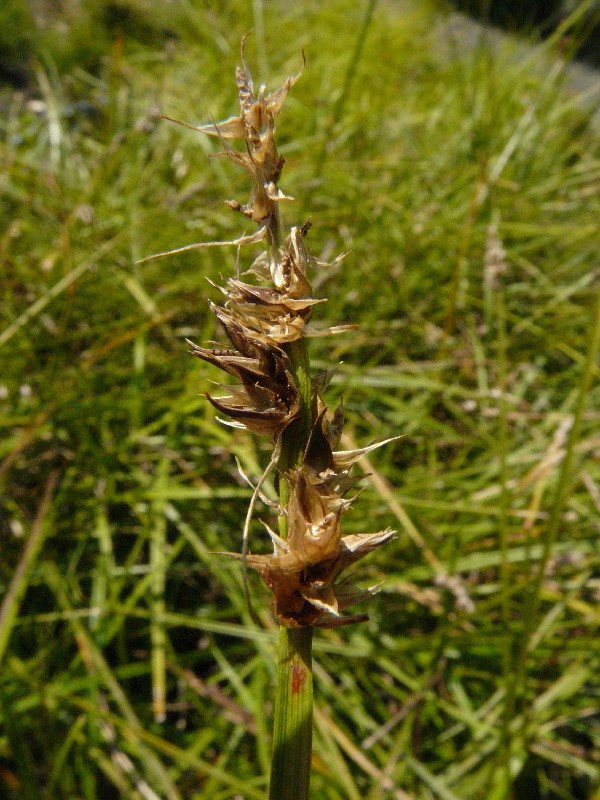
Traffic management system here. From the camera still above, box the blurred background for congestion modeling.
[1,1,600,798]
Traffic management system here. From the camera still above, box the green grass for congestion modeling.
[1,0,600,797]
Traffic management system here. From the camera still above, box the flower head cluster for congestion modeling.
[182,44,395,627]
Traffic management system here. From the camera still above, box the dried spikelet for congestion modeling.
[186,311,300,437]
[229,463,395,627]
[192,40,304,230]
[484,221,507,291]
[225,405,399,627]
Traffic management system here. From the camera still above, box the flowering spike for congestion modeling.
[167,49,398,627]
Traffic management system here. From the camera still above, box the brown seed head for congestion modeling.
[178,45,397,626]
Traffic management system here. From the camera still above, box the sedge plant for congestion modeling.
[144,41,398,798]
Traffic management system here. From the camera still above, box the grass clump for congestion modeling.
[1,1,600,798]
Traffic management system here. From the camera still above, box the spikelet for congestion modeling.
[229,406,399,627]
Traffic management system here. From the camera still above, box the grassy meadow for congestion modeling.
[1,0,600,797]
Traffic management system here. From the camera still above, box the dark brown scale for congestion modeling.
[235,67,254,113]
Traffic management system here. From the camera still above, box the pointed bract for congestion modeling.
[187,312,300,438]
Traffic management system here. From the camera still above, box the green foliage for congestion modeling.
[1,1,599,798]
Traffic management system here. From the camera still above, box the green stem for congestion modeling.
[269,627,313,800]
[269,336,314,799]
[279,339,312,469]
[277,337,313,530]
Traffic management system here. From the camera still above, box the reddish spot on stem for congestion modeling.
[290,661,307,695]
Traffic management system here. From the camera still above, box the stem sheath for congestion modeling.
[269,626,313,800]
[270,337,314,798]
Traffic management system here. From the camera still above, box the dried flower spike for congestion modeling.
[172,43,397,628]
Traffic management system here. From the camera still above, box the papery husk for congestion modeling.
[227,464,395,627]
[187,309,300,437]
[190,44,304,229]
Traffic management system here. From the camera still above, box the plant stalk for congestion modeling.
[270,324,314,798]
[269,626,313,800]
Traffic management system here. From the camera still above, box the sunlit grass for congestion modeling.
[1,1,599,798]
